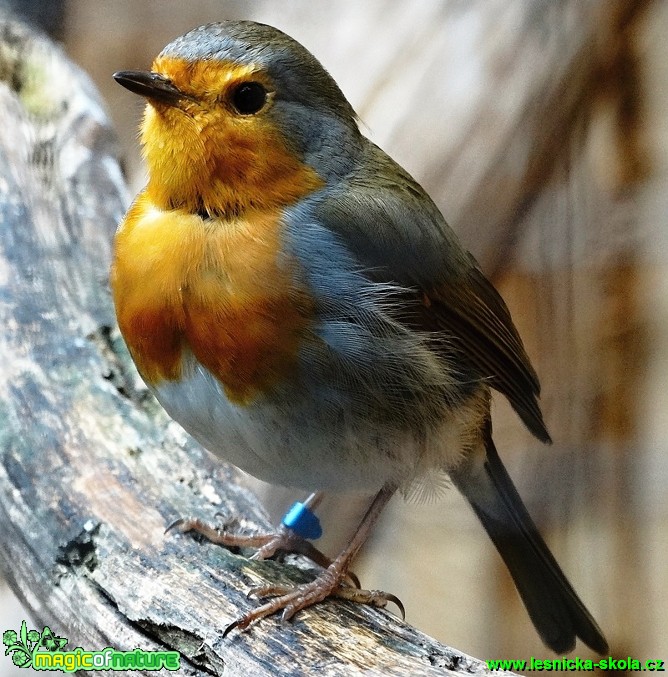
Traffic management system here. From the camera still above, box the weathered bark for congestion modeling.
[0,15,514,677]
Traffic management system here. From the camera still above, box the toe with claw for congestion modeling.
[223,567,404,637]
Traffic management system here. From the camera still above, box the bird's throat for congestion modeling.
[141,99,324,218]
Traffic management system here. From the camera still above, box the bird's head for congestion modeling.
[114,21,361,217]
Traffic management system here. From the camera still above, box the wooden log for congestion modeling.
[0,15,515,677]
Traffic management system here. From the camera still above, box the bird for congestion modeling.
[111,20,608,653]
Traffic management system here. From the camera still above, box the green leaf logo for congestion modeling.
[2,621,68,669]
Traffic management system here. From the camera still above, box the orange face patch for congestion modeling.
[140,57,323,217]
[111,195,314,403]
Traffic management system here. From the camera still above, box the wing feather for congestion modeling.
[311,142,550,443]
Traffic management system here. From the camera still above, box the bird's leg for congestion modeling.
[167,491,331,568]
[224,483,400,636]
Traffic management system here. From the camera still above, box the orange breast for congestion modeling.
[111,193,314,404]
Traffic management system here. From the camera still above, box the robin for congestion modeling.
[112,20,607,653]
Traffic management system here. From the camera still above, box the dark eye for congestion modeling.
[230,82,267,115]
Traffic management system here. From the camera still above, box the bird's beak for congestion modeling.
[113,70,194,106]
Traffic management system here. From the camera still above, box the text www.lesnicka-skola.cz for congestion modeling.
[487,656,665,672]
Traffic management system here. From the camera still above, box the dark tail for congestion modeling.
[450,433,608,654]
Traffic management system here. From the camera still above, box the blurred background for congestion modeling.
[1,0,666,672]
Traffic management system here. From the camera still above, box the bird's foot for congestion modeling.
[167,517,331,567]
[223,564,404,636]
[167,516,361,587]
